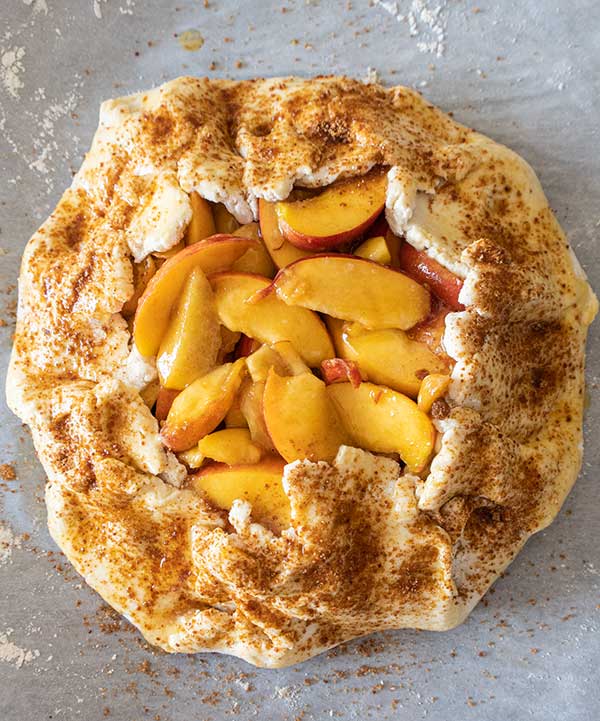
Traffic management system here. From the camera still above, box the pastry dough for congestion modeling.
[6,76,597,667]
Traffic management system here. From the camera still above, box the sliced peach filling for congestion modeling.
[125,176,463,532]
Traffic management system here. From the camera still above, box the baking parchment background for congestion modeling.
[1,1,598,719]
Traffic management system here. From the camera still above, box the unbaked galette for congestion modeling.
[7,76,597,667]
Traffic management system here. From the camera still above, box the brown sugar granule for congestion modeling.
[0,464,16,481]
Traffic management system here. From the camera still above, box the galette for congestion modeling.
[7,76,597,667]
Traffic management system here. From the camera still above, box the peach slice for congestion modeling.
[218,326,241,364]
[398,242,464,311]
[326,382,435,473]
[210,271,334,366]
[161,358,246,452]
[233,222,260,240]
[153,241,186,260]
[337,323,449,398]
[263,369,351,463]
[275,171,387,251]
[196,428,263,465]
[246,342,308,383]
[270,340,311,376]
[140,379,160,410]
[134,234,255,357]
[235,334,261,359]
[321,358,363,388]
[258,198,313,269]
[122,256,157,318]
[186,192,216,245]
[417,373,451,414]
[231,223,277,277]
[408,305,451,362]
[213,203,240,234]
[232,244,276,278]
[156,268,221,390]
[246,345,287,383]
[155,387,179,422]
[178,445,205,469]
[354,236,391,265]
[269,255,430,330]
[224,391,248,428]
[239,379,275,452]
[191,458,290,532]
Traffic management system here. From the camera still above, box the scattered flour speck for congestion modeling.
[1,47,26,98]
[93,0,108,19]
[0,630,40,669]
[0,522,21,564]
[363,66,379,84]
[22,0,49,15]
[373,0,448,58]
[119,0,135,15]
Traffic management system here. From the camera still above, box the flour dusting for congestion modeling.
[0,630,40,669]
[363,66,379,84]
[0,522,22,564]
[22,0,49,14]
[93,0,108,19]
[1,47,26,98]
[373,0,448,57]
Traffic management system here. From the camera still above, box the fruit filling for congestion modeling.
[128,172,464,532]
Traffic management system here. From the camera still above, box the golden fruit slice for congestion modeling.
[186,192,216,245]
[232,243,276,277]
[213,203,239,234]
[155,387,179,422]
[122,256,157,318]
[354,236,391,265]
[224,406,248,428]
[178,445,205,469]
[195,428,263,465]
[269,255,430,330]
[417,373,451,413]
[134,234,255,357]
[153,241,185,259]
[258,198,313,269]
[156,268,220,390]
[270,341,310,376]
[233,222,260,240]
[341,324,449,398]
[217,326,241,364]
[239,379,274,452]
[408,306,451,361]
[246,345,287,383]
[161,359,246,452]
[245,341,309,383]
[210,271,334,366]
[263,369,351,463]
[326,382,435,473]
[191,458,290,532]
[275,171,387,250]
[321,358,363,388]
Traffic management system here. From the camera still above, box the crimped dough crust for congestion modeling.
[6,76,597,667]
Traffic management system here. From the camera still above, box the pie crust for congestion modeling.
[6,76,597,667]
